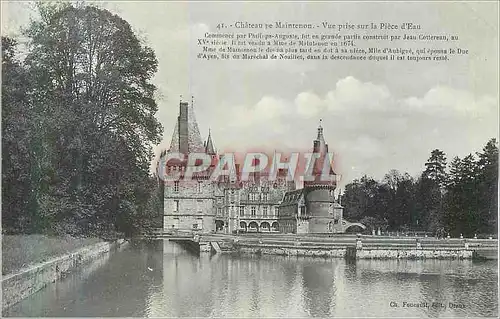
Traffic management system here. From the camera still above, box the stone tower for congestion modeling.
[304,120,340,233]
[162,99,216,233]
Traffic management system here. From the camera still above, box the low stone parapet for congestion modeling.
[238,244,346,258]
[234,242,475,260]
[2,239,127,311]
[356,247,473,259]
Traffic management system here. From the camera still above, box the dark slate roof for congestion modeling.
[205,129,216,155]
[280,189,305,206]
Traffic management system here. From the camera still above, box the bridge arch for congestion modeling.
[260,222,271,231]
[344,222,366,233]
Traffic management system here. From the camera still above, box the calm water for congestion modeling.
[4,240,498,318]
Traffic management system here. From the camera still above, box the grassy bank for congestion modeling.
[2,235,103,275]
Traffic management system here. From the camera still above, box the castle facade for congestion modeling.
[158,100,364,234]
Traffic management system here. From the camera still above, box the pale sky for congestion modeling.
[2,1,498,186]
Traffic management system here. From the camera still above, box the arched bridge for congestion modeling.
[342,220,366,232]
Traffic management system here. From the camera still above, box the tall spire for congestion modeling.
[305,118,333,187]
[313,118,327,154]
[317,118,325,142]
[205,128,216,155]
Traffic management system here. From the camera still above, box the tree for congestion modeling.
[423,149,448,187]
[20,3,163,236]
[444,154,481,236]
[476,139,498,234]
[342,175,389,230]
[417,149,448,233]
[1,37,38,233]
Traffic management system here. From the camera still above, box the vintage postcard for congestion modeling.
[1,0,498,318]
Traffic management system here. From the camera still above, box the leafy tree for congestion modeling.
[1,37,39,233]
[342,175,389,230]
[17,3,163,236]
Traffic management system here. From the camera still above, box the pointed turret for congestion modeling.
[205,129,216,155]
[305,119,336,187]
[313,119,328,154]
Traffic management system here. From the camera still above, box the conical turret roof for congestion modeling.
[205,129,216,155]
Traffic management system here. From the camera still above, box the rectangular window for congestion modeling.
[174,181,179,192]
[230,205,235,215]
[217,208,222,216]
[274,206,279,217]
[263,193,268,201]
[173,200,179,212]
[193,224,198,229]
[239,206,244,217]
[251,206,256,217]
[198,181,202,193]
[197,200,203,213]
[263,206,268,217]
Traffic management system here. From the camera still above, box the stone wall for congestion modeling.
[234,243,474,260]
[357,248,473,259]
[305,186,343,233]
[164,179,215,232]
[296,220,309,234]
[237,244,346,258]
[2,239,128,311]
[278,204,297,233]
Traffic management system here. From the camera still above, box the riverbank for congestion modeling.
[2,235,128,311]
[2,235,103,275]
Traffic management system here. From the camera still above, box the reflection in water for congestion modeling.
[302,262,334,317]
[4,240,498,318]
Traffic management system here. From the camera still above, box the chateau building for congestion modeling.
[278,122,365,234]
[159,99,364,234]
